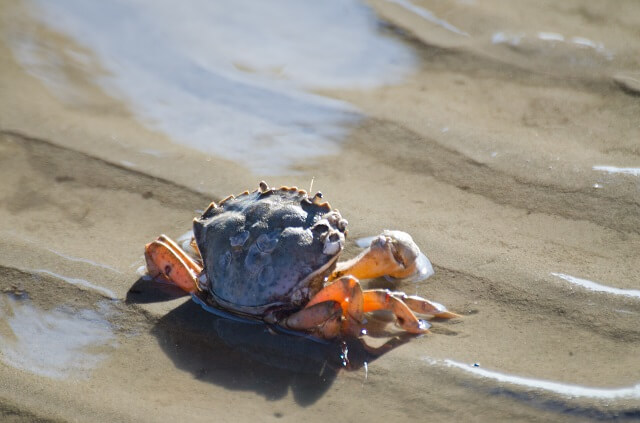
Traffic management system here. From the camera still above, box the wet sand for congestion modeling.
[1,0,639,422]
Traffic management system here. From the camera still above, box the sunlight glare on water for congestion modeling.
[0,295,117,380]
[20,0,416,174]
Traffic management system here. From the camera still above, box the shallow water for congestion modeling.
[10,0,417,174]
[0,0,639,422]
[0,294,117,380]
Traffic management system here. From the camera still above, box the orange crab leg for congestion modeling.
[281,301,343,339]
[392,293,461,319]
[305,276,364,323]
[362,290,429,334]
[144,234,202,293]
[300,277,442,337]
[331,249,397,281]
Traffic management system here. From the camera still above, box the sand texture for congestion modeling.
[1,0,639,421]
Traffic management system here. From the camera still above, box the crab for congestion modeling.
[144,182,458,339]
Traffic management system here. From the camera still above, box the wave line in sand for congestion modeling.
[385,0,469,36]
[2,230,122,274]
[426,358,640,400]
[30,269,117,299]
[593,166,640,176]
[45,247,122,274]
[551,272,640,299]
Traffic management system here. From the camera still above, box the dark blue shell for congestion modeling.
[193,187,345,311]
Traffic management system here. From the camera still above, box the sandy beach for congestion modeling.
[1,0,639,421]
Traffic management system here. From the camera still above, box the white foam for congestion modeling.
[593,166,640,176]
[571,36,601,49]
[537,32,565,42]
[491,31,523,46]
[442,359,640,400]
[551,272,640,299]
[492,31,611,58]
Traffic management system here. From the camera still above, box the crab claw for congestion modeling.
[332,230,433,282]
[144,235,202,293]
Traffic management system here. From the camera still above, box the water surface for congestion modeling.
[13,0,416,174]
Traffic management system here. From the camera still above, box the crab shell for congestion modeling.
[192,185,348,318]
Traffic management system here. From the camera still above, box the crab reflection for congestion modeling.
[127,278,412,405]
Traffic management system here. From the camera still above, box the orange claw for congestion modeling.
[144,234,202,293]
[331,231,422,281]
[302,277,432,337]
[395,293,461,319]
[362,290,429,334]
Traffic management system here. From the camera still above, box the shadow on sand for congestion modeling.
[126,278,413,406]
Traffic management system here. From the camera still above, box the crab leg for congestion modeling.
[331,230,421,281]
[390,292,461,319]
[305,276,365,336]
[299,276,430,337]
[144,234,202,293]
[361,290,429,334]
[281,301,343,339]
